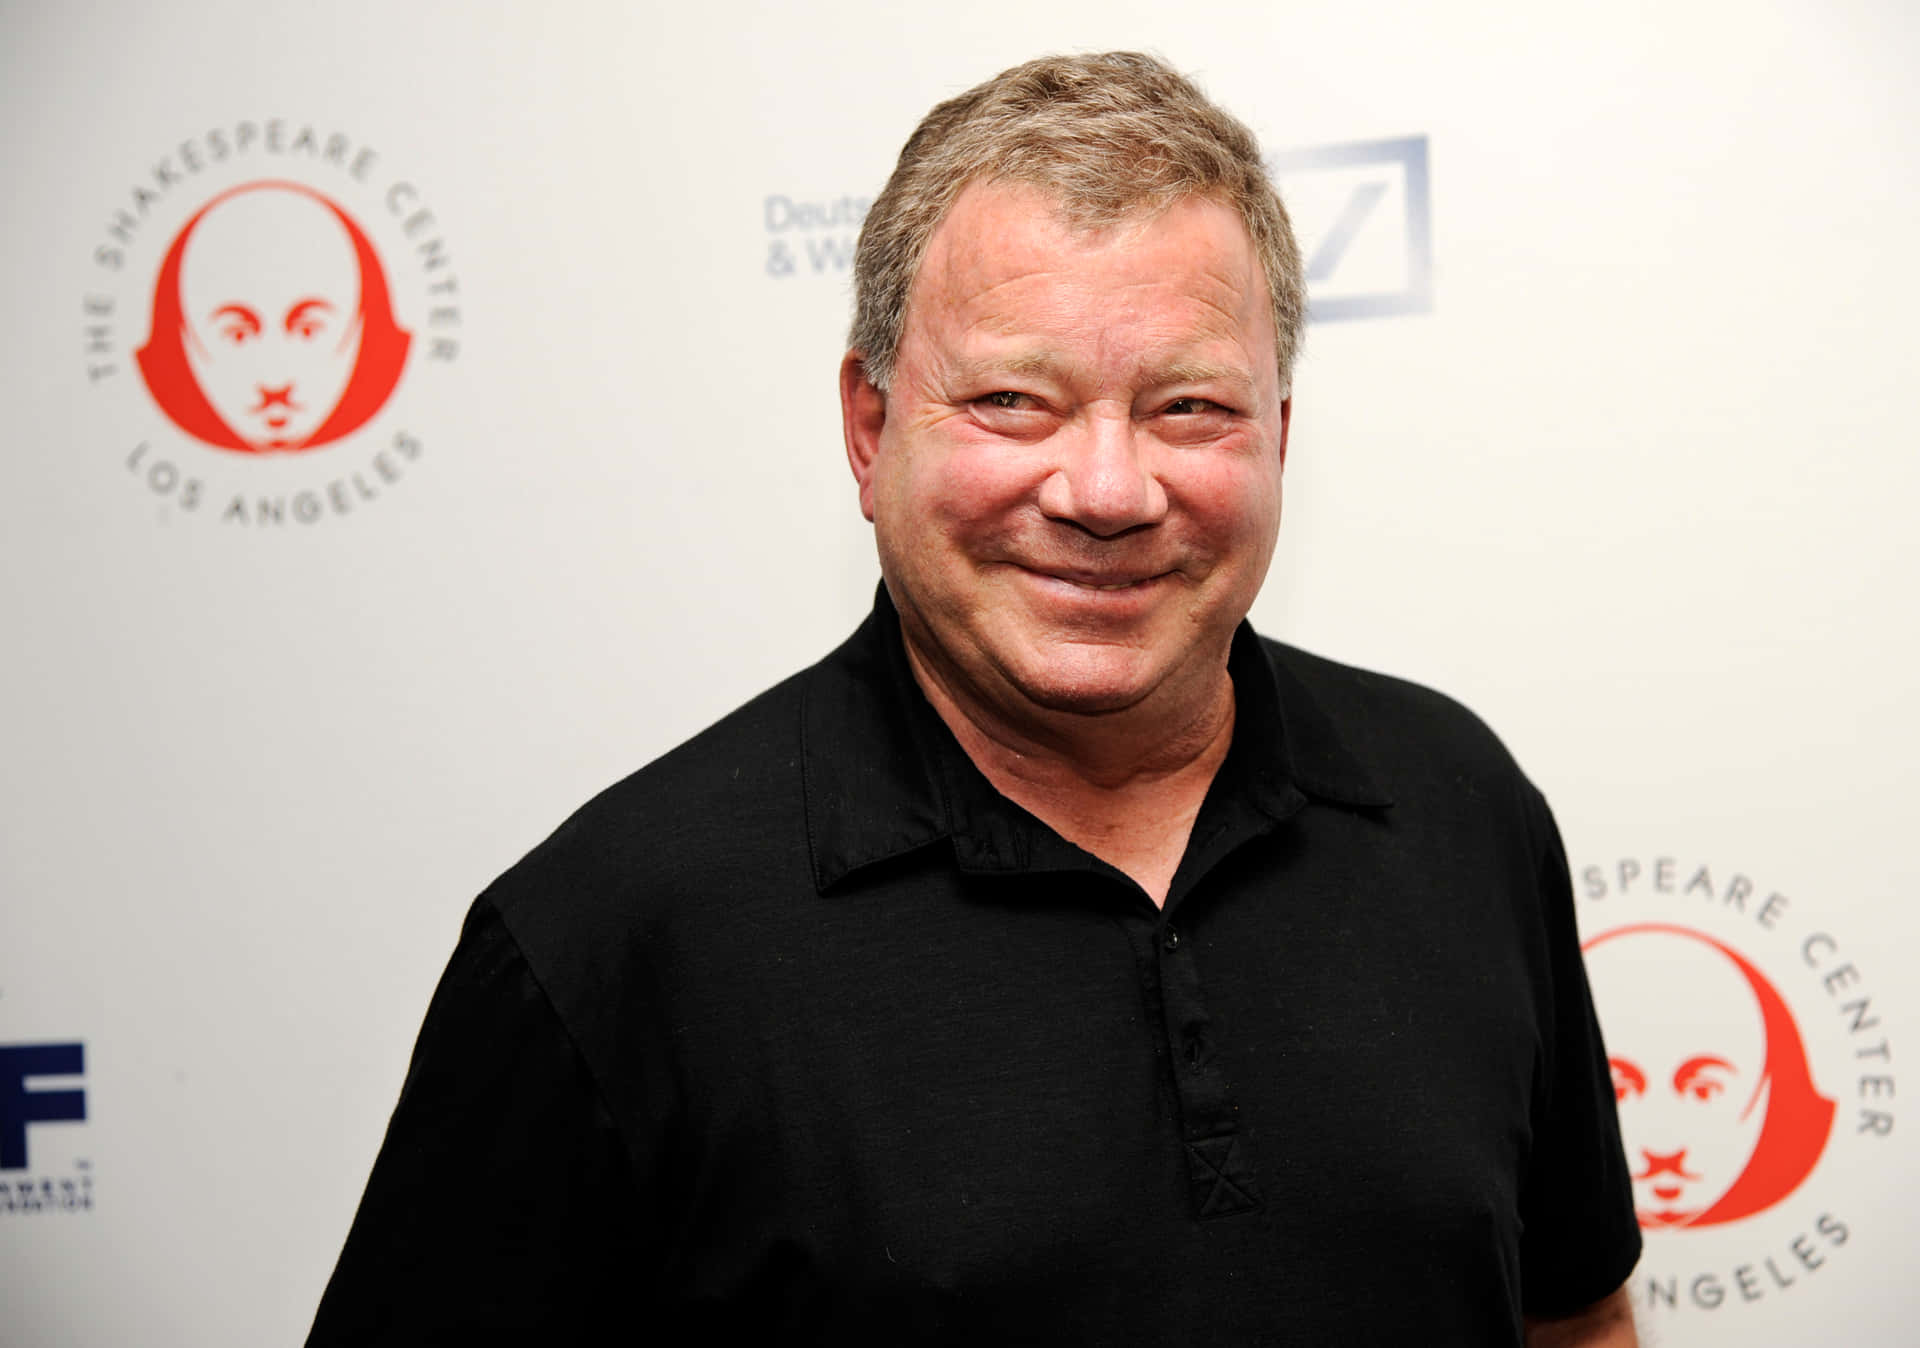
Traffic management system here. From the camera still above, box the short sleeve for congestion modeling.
[307,898,652,1344]
[1516,788,1643,1316]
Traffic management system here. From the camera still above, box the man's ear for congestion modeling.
[840,351,887,523]
[1277,396,1292,473]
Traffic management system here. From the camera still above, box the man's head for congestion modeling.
[850,51,1305,398]
[1585,923,1837,1230]
[180,184,365,451]
[136,180,412,454]
[841,54,1301,735]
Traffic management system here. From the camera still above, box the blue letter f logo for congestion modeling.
[1,1043,86,1171]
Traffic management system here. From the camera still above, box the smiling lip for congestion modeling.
[1021,566,1168,591]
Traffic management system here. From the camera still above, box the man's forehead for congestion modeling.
[1589,933,1762,1037]
[923,178,1221,269]
[180,190,361,304]
[918,179,1259,294]
[902,180,1273,382]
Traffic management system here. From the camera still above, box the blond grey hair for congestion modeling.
[850,51,1305,395]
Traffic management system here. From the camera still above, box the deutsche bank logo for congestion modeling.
[1270,136,1433,323]
[1,1043,86,1171]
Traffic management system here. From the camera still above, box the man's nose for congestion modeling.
[1637,1147,1693,1179]
[1035,411,1168,537]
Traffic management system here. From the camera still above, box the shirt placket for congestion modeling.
[1136,910,1263,1220]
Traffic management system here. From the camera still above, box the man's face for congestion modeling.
[1587,930,1769,1227]
[843,181,1289,726]
[180,186,365,451]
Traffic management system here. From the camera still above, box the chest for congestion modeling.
[651,816,1548,1339]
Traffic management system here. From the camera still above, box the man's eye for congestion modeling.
[980,391,1030,410]
[1165,397,1221,415]
[1608,1059,1645,1102]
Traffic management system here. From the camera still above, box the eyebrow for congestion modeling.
[1153,359,1256,393]
[285,298,337,323]
[1673,1055,1733,1089]
[945,353,1258,398]
[212,304,262,329]
[945,351,1063,384]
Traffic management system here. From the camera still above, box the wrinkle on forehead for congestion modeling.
[923,194,1262,323]
[900,182,1277,407]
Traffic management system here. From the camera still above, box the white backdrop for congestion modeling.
[2,1,1915,1342]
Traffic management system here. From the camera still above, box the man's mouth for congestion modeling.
[251,384,303,415]
[1027,566,1166,592]
[1633,1150,1702,1184]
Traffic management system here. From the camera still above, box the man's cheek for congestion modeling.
[941,453,1046,516]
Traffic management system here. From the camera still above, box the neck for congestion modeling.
[902,639,1237,906]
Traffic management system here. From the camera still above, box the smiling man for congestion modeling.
[312,52,1640,1345]
[843,180,1287,908]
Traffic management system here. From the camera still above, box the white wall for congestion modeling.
[2,1,1914,1341]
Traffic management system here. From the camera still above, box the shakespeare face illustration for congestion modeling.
[136,181,411,453]
[1584,923,1834,1229]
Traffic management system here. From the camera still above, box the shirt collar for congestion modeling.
[801,586,1392,893]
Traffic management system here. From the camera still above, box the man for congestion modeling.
[1584,922,1835,1229]
[137,181,411,453]
[311,52,1640,1344]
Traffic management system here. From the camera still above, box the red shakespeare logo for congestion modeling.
[1578,857,1895,1318]
[1585,923,1835,1229]
[83,122,461,526]
[137,181,410,454]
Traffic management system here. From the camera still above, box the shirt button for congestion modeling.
[1162,927,1181,951]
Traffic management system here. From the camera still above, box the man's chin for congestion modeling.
[1637,1205,1706,1228]
[244,427,315,453]
[1011,683,1150,718]
[992,650,1169,719]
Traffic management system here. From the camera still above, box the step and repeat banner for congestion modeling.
[3,1,1915,1342]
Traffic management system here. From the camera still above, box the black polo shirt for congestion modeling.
[310,590,1640,1345]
